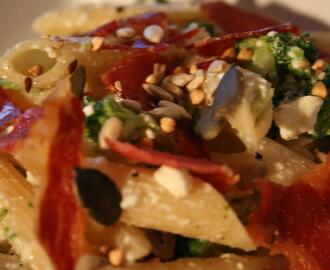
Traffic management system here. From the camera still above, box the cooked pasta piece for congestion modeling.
[0,154,53,270]
[83,157,257,252]
[33,3,207,36]
[99,254,287,270]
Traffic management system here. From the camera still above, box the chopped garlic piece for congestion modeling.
[153,166,192,198]
[274,95,323,140]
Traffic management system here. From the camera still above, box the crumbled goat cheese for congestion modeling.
[153,166,192,198]
[274,95,323,140]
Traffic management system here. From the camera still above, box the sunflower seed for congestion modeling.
[149,107,181,120]
[121,99,142,112]
[158,100,191,119]
[161,82,183,98]
[142,84,174,101]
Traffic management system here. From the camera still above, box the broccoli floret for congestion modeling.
[83,95,159,142]
[236,32,320,105]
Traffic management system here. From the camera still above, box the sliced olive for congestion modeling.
[75,168,121,226]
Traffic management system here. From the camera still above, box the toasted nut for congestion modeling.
[145,74,159,84]
[149,107,181,120]
[116,27,136,38]
[98,117,123,149]
[312,59,326,72]
[189,65,198,74]
[108,248,125,267]
[28,64,43,77]
[207,60,226,73]
[312,81,327,99]
[142,84,174,101]
[99,245,110,255]
[186,69,205,91]
[158,100,192,119]
[160,117,176,133]
[189,89,205,105]
[114,81,123,92]
[143,25,164,43]
[237,48,253,64]
[121,99,142,112]
[91,36,104,51]
[172,66,185,74]
[145,128,156,140]
[292,59,310,70]
[168,73,194,87]
[161,82,183,98]
[221,47,236,62]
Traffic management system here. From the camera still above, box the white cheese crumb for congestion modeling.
[274,95,324,140]
[83,105,94,117]
[143,25,164,43]
[153,166,192,198]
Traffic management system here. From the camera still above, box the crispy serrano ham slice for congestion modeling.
[201,1,280,33]
[101,51,167,109]
[105,138,238,191]
[195,23,299,57]
[12,80,86,270]
[248,157,330,270]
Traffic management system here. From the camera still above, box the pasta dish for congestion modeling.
[0,1,329,270]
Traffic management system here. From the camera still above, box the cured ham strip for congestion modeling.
[13,81,86,270]
[105,138,238,190]
[201,1,280,33]
[195,23,299,57]
[101,51,167,109]
[248,157,330,270]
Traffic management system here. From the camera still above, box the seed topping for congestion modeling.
[143,25,165,43]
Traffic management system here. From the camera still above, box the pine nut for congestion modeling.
[114,81,123,92]
[186,69,205,91]
[168,73,194,87]
[207,60,226,73]
[98,117,123,149]
[91,36,104,51]
[160,117,176,133]
[108,248,125,267]
[312,59,326,72]
[221,47,236,62]
[189,65,198,74]
[116,27,136,38]
[189,89,205,105]
[237,48,253,64]
[312,81,327,99]
[143,25,165,43]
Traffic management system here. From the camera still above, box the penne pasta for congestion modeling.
[0,154,53,270]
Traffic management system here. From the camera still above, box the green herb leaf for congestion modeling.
[314,97,330,139]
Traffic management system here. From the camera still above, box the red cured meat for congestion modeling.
[105,138,238,190]
[201,1,280,33]
[195,23,299,57]
[101,51,167,109]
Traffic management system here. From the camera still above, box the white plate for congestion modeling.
[0,0,329,54]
